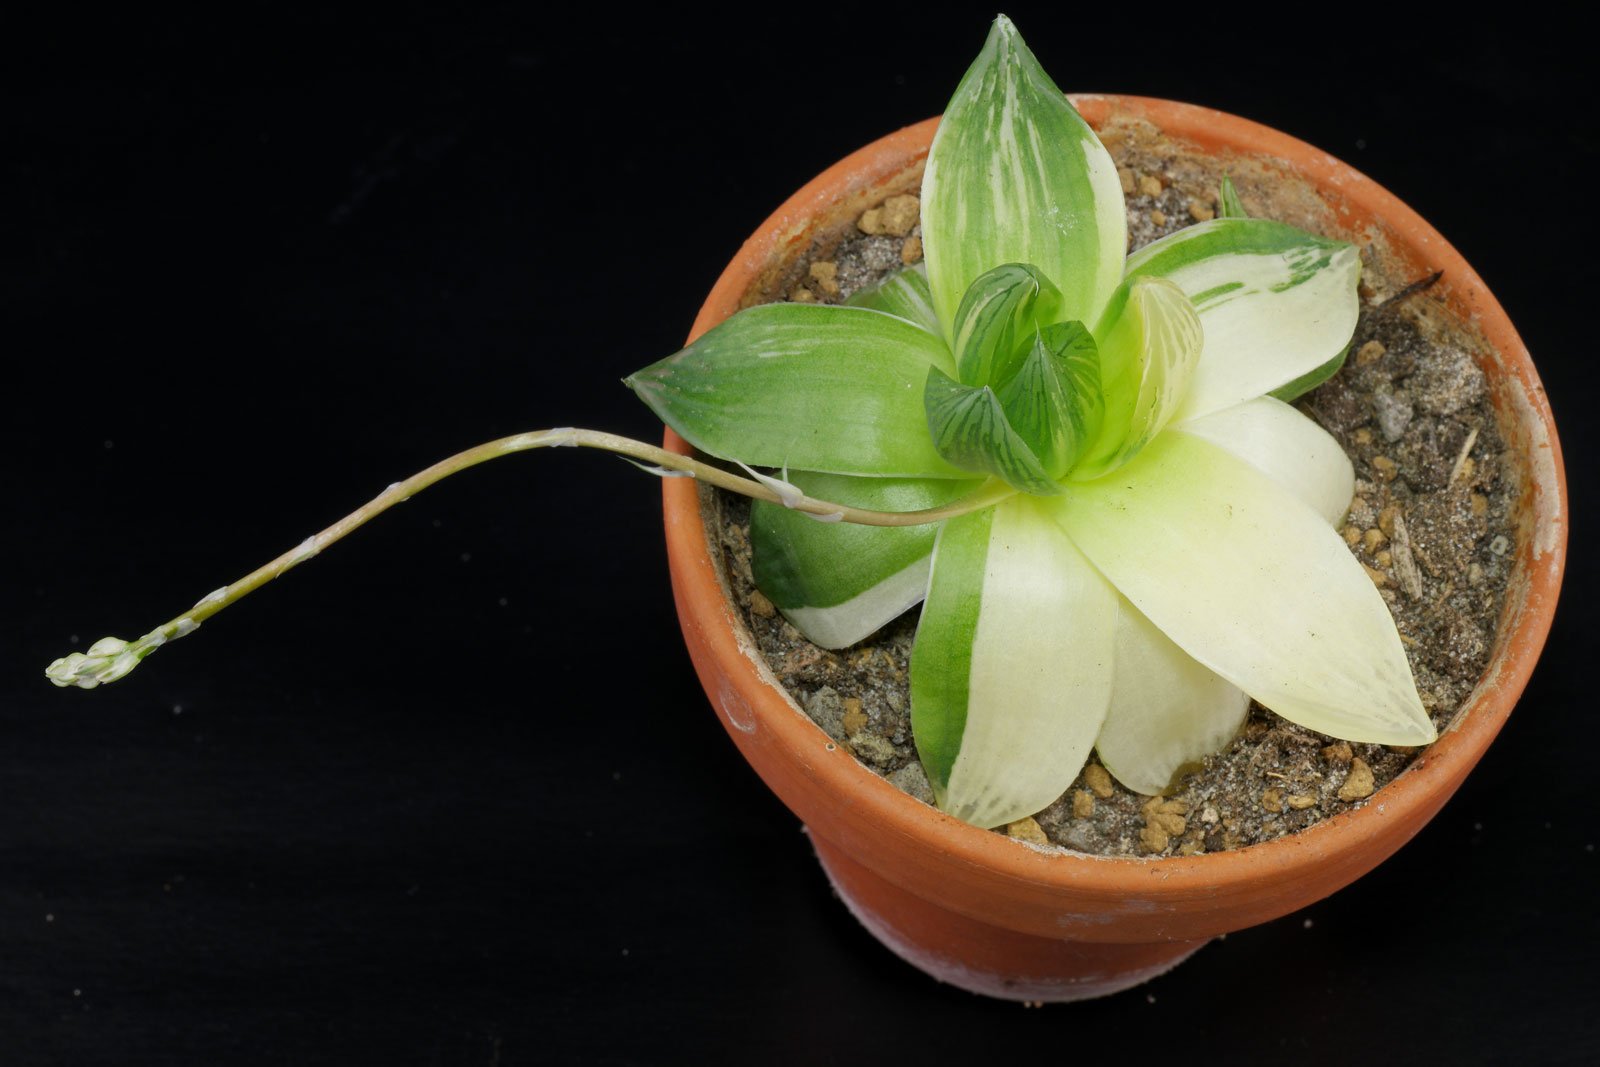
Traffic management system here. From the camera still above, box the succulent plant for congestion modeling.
[49,16,1432,831]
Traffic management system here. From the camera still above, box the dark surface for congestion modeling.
[4,6,1594,1064]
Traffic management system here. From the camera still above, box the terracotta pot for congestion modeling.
[660,97,1568,1001]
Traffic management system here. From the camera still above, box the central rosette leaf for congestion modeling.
[924,262,1203,493]
[924,263,1098,492]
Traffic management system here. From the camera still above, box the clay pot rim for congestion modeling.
[662,97,1567,895]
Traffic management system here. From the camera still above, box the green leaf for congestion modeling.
[950,263,1063,386]
[1173,396,1353,525]
[1051,431,1434,746]
[924,366,1059,495]
[1124,218,1360,421]
[626,303,964,478]
[993,321,1103,480]
[908,507,989,797]
[911,496,1118,828]
[1096,598,1250,796]
[1269,346,1347,402]
[845,263,943,337]
[1072,275,1202,480]
[751,471,979,649]
[1217,175,1248,219]
[922,16,1126,342]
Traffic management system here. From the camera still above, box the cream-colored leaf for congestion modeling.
[1096,598,1250,796]
[1124,219,1360,422]
[912,496,1118,828]
[1174,396,1354,526]
[1053,432,1433,746]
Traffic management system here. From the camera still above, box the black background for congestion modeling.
[5,5,1595,1064]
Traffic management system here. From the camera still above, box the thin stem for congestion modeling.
[46,427,1013,688]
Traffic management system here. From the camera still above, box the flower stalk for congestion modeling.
[45,428,1011,688]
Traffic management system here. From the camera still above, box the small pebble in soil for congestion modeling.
[1373,387,1413,442]
[1006,817,1051,845]
[1144,797,1188,835]
[808,261,840,296]
[841,697,867,736]
[1337,758,1377,801]
[878,194,920,237]
[888,762,935,805]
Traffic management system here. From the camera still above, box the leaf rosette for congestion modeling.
[42,18,1434,829]
[628,17,1432,828]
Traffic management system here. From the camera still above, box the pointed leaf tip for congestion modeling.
[846,263,941,337]
[922,15,1125,341]
[994,321,1103,479]
[1055,432,1430,746]
[1218,175,1248,219]
[951,263,1063,387]
[924,368,1061,495]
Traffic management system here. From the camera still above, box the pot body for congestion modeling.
[661,99,1566,1001]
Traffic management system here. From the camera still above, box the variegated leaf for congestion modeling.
[911,497,1118,828]
[950,263,1063,386]
[845,263,942,337]
[1124,218,1360,422]
[751,471,980,650]
[1071,275,1202,480]
[1051,432,1433,746]
[994,321,1102,480]
[1269,348,1348,403]
[922,16,1125,343]
[924,367,1059,495]
[626,303,964,478]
